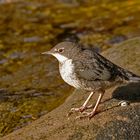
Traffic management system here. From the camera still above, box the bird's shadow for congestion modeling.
[112,82,140,102]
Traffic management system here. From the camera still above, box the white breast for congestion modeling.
[59,60,80,88]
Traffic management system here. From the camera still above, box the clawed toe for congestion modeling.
[67,104,96,117]
[75,111,96,120]
[67,106,86,117]
[71,106,86,112]
[71,107,83,112]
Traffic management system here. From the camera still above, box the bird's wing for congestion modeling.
[74,50,115,81]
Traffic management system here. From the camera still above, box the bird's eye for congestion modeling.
[58,48,64,53]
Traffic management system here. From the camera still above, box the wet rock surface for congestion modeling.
[1,37,140,140]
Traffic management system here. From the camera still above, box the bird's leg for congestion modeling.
[68,91,95,116]
[77,90,105,119]
[79,91,95,112]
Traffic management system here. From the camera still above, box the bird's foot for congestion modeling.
[67,106,87,117]
[67,104,95,117]
[75,111,96,120]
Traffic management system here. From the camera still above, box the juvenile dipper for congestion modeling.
[42,41,140,119]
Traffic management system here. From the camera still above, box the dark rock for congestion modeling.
[96,105,140,140]
[113,83,140,102]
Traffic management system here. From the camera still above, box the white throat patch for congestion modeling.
[52,53,68,63]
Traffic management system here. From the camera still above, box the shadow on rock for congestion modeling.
[112,83,140,102]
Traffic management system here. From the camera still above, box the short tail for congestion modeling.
[118,68,140,83]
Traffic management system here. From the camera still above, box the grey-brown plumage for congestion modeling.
[42,41,140,119]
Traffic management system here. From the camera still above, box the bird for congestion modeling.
[42,41,140,119]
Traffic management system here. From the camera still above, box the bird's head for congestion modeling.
[42,41,79,63]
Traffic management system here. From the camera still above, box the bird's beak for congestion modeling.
[41,51,51,55]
